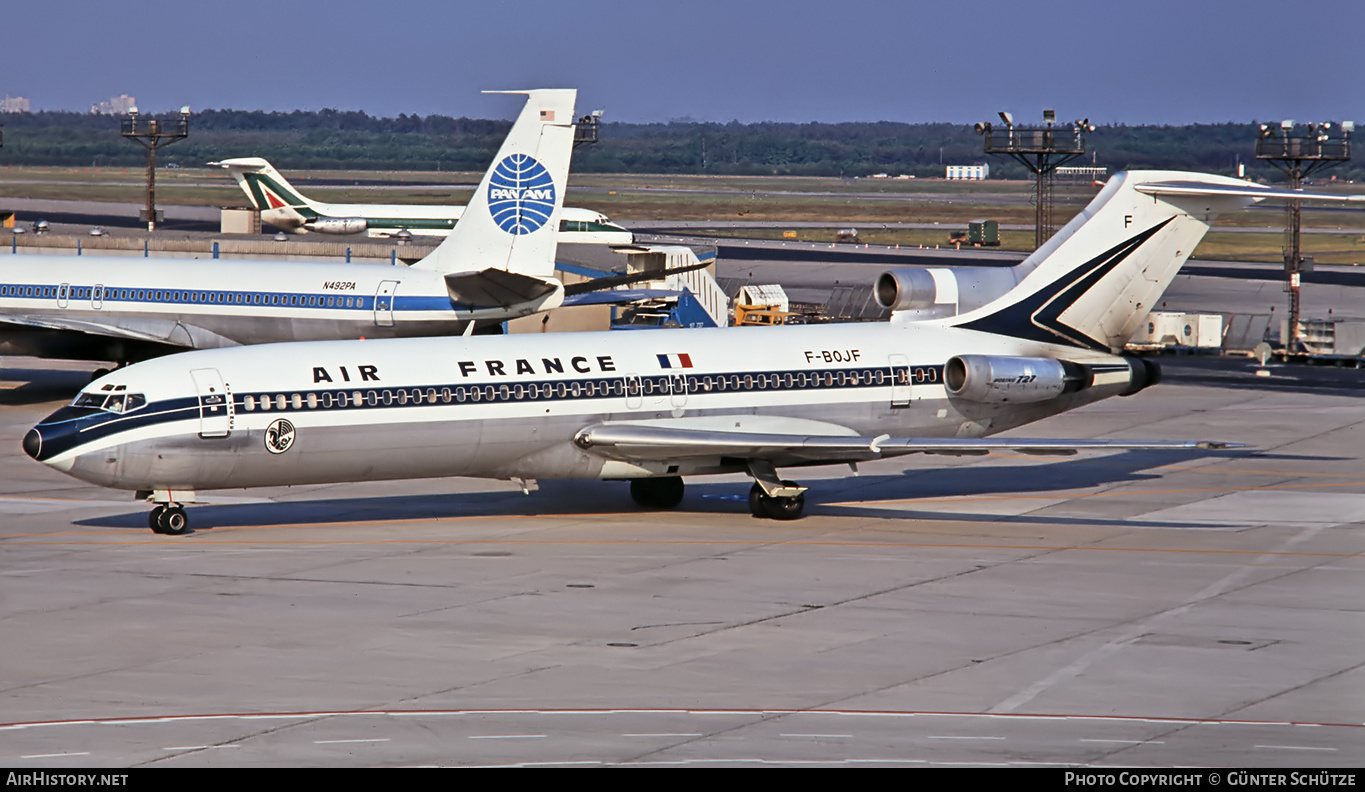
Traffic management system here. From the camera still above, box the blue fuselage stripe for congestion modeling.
[0,282,453,313]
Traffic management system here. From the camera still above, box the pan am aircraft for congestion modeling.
[0,90,695,370]
[33,169,1355,534]
[212,156,634,245]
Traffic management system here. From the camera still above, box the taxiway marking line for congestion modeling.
[5,708,1361,732]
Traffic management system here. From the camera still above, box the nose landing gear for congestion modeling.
[139,489,197,535]
[149,505,190,535]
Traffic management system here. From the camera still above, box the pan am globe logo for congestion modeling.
[487,153,556,235]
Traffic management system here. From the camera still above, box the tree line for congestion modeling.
[1,109,1359,182]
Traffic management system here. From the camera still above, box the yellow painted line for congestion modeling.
[0,541,1356,558]
[988,453,1365,479]
[0,511,629,542]
[838,478,1365,507]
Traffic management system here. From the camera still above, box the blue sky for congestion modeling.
[4,0,1361,126]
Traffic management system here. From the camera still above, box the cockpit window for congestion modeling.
[73,390,146,414]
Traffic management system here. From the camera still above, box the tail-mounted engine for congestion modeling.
[944,354,1161,404]
[302,217,368,235]
[876,266,1020,317]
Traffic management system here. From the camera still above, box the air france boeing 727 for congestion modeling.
[33,169,1358,534]
[212,156,634,245]
[0,90,686,370]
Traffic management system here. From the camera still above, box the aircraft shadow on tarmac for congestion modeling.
[71,448,1296,533]
[0,368,94,405]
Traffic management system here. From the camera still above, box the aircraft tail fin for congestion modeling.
[211,157,320,229]
[948,170,1363,352]
[411,90,577,276]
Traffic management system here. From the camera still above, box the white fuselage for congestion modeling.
[30,321,1140,494]
[0,253,565,361]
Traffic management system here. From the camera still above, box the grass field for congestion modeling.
[3,166,1363,262]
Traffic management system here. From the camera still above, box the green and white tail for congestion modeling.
[948,170,1363,352]
[213,157,318,228]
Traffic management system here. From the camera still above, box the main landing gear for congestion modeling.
[625,462,810,520]
[629,476,685,509]
[746,460,807,520]
[748,482,805,520]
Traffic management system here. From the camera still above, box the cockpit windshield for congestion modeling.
[73,387,147,414]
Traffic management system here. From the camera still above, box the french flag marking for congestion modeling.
[656,353,694,369]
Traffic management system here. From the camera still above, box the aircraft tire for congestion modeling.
[159,507,190,535]
[630,477,685,509]
[148,506,167,534]
[766,493,805,521]
[749,482,805,519]
[748,484,770,518]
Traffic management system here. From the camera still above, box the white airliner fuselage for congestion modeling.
[24,320,1154,493]
[34,169,1360,533]
[215,156,634,245]
[0,254,520,361]
[0,90,660,365]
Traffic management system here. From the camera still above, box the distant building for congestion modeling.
[946,164,989,180]
[1056,165,1107,182]
[91,94,136,115]
[1,95,30,113]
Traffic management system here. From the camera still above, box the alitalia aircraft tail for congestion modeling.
[411,89,577,281]
[212,157,319,228]
[946,170,1364,352]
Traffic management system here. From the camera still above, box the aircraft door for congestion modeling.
[57,283,70,308]
[668,372,689,410]
[624,374,643,409]
[91,284,104,310]
[374,280,398,327]
[190,368,231,438]
[889,354,911,408]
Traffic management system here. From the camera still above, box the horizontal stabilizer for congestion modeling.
[444,268,562,309]
[1136,181,1365,203]
[574,419,1244,466]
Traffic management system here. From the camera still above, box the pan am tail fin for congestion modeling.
[411,90,577,277]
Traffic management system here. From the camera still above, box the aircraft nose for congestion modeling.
[22,428,42,460]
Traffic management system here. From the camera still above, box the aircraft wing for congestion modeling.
[561,288,681,307]
[0,313,189,346]
[573,417,1242,466]
[560,256,715,297]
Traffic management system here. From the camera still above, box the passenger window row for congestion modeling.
[1,283,369,309]
[235,366,939,413]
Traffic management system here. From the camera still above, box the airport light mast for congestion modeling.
[573,109,604,148]
[1254,119,1353,354]
[121,106,190,232]
[976,110,1093,249]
